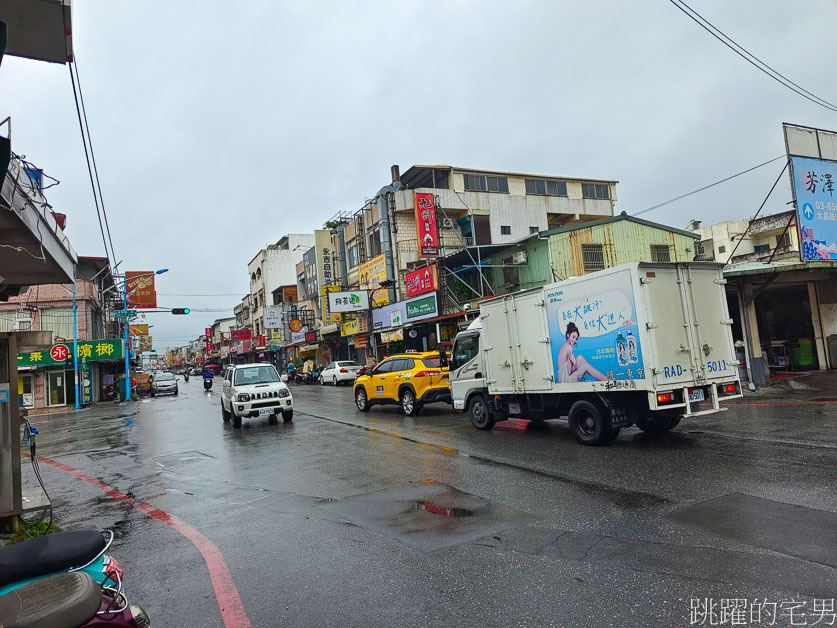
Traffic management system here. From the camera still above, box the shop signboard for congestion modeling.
[114,309,136,318]
[241,340,252,353]
[359,254,389,306]
[81,362,92,404]
[405,293,438,320]
[355,335,368,348]
[341,317,369,336]
[263,306,282,329]
[790,155,837,260]
[205,340,213,354]
[269,343,282,350]
[18,339,124,367]
[231,329,252,341]
[321,285,341,323]
[271,329,282,341]
[256,335,266,347]
[291,330,306,343]
[129,324,149,336]
[303,246,318,299]
[328,290,370,313]
[438,322,458,342]
[288,318,304,333]
[405,265,437,298]
[381,329,404,343]
[305,331,316,342]
[138,336,153,352]
[205,327,212,341]
[414,192,439,258]
[125,272,157,308]
[315,230,336,290]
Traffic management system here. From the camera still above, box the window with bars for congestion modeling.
[464,174,509,193]
[582,183,610,199]
[525,179,568,197]
[500,225,511,235]
[41,308,75,341]
[650,245,671,262]
[581,244,605,272]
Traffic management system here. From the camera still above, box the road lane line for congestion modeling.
[23,453,252,628]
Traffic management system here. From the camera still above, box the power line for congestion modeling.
[632,155,785,217]
[157,293,247,297]
[71,55,118,266]
[669,0,837,113]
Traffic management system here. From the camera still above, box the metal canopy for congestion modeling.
[0,0,73,64]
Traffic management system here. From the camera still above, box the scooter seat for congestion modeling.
[0,530,106,587]
[0,571,101,628]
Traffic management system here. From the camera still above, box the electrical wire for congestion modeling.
[669,0,837,113]
[71,55,118,267]
[725,159,790,264]
[632,155,786,217]
[20,417,53,532]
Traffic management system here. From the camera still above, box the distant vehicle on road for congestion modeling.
[151,372,178,397]
[221,363,293,428]
[320,361,362,386]
[354,351,450,416]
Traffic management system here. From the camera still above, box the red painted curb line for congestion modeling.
[24,453,252,628]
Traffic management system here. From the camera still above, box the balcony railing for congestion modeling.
[730,245,797,264]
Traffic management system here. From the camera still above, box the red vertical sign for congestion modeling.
[414,192,439,258]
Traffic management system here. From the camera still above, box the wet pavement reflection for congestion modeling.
[20,377,837,626]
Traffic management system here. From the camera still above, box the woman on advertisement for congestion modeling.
[556,322,607,383]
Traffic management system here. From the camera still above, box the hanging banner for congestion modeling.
[125,272,157,308]
[414,192,439,258]
[405,265,438,298]
[328,290,370,313]
[231,329,252,341]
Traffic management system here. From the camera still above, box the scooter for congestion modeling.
[0,571,150,627]
[203,374,213,390]
[0,529,121,597]
[183,372,189,383]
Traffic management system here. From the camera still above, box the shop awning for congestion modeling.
[300,345,319,352]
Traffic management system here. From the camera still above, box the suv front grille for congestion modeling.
[251,401,278,409]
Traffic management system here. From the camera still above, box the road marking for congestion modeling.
[722,400,837,407]
[23,453,252,628]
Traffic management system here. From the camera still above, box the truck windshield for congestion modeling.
[451,333,479,370]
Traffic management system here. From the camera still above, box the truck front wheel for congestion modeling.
[469,395,495,430]
[568,399,611,446]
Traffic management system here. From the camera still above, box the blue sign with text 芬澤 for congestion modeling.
[792,156,837,260]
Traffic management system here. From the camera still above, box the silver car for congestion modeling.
[152,372,179,396]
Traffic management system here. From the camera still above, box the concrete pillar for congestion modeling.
[807,281,828,371]
[741,281,767,387]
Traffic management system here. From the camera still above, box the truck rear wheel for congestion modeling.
[469,395,494,430]
[636,413,680,434]
[568,399,611,446]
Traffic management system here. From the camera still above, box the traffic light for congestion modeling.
[171,308,190,315]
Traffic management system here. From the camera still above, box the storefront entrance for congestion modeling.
[754,283,819,372]
[47,369,75,407]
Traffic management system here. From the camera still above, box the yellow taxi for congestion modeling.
[353,351,451,416]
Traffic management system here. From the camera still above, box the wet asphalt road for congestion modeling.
[19,379,837,627]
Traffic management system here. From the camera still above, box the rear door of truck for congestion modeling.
[481,297,517,393]
[510,291,553,392]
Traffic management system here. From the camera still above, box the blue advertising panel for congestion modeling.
[792,156,837,260]
[544,269,645,383]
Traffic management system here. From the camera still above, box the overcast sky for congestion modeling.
[2,0,836,349]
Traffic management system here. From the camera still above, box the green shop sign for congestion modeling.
[406,295,437,319]
[18,339,124,367]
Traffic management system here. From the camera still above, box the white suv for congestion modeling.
[221,363,293,428]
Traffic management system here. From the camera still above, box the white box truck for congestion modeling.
[449,262,742,445]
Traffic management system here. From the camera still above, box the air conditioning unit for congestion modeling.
[441,217,454,229]
[512,251,528,265]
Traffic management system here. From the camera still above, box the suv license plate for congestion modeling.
[688,389,705,403]
[258,408,275,415]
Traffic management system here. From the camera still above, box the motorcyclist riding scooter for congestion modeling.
[203,368,213,391]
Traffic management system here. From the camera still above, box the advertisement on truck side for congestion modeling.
[544,268,645,385]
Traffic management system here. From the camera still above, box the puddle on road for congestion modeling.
[153,450,215,467]
[319,480,533,552]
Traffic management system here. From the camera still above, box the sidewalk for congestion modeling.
[748,370,837,398]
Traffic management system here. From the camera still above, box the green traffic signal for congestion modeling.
[172,308,190,315]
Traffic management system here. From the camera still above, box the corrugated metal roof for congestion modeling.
[541,211,699,239]
[724,260,837,276]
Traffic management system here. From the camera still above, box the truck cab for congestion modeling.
[450,319,484,412]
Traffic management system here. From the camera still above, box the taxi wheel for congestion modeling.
[400,389,420,416]
[355,387,370,412]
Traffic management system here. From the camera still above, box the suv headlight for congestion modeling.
[237,393,250,402]
[278,388,290,398]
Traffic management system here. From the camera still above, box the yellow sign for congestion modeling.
[358,254,389,306]
[321,285,341,323]
[341,319,358,337]
[271,329,282,341]
[129,324,149,336]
